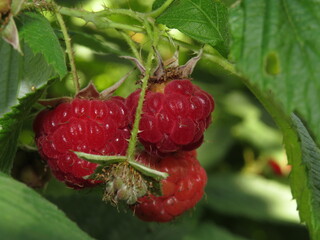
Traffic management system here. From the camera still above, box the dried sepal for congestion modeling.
[75,82,100,99]
[100,69,133,99]
[38,97,72,108]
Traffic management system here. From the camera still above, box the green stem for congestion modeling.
[58,7,144,33]
[126,52,153,160]
[55,10,80,93]
[148,0,175,18]
[96,8,144,22]
[126,21,160,161]
[120,31,142,63]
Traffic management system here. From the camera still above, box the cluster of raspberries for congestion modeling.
[34,78,214,222]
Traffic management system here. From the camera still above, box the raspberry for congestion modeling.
[131,150,207,222]
[33,97,130,189]
[126,79,214,156]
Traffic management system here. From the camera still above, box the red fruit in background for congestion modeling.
[131,150,207,222]
[126,79,214,156]
[33,97,130,189]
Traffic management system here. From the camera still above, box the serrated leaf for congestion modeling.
[157,0,230,56]
[0,39,56,173]
[229,1,320,239]
[206,173,300,223]
[17,12,67,78]
[288,114,320,239]
[229,0,320,147]
[0,173,92,240]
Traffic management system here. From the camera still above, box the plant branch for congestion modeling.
[58,7,144,33]
[96,7,144,21]
[120,31,142,63]
[148,0,175,18]
[126,52,153,160]
[55,10,80,93]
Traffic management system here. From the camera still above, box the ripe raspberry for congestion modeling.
[131,150,207,222]
[33,97,130,189]
[126,79,214,156]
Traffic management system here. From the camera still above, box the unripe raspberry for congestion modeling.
[33,97,130,189]
[126,79,214,156]
[131,150,207,222]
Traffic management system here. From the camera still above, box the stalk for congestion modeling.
[55,10,80,93]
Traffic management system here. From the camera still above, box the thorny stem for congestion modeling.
[55,10,80,93]
[126,50,154,161]
[148,0,175,18]
[58,7,144,33]
[120,31,142,63]
[126,21,158,161]
[95,7,144,22]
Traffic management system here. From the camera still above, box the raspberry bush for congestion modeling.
[0,0,318,239]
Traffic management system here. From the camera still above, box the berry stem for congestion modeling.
[55,10,80,93]
[126,53,153,160]
[58,7,144,33]
[148,0,175,18]
[120,31,143,63]
[126,22,158,161]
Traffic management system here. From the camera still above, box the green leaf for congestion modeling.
[183,223,248,240]
[49,192,198,240]
[157,0,230,56]
[17,12,67,78]
[205,173,300,223]
[0,173,92,240]
[0,40,56,173]
[48,192,247,240]
[74,151,127,164]
[288,114,320,239]
[229,0,320,147]
[229,1,320,238]
[152,0,167,10]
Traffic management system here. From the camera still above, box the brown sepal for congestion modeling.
[75,82,100,99]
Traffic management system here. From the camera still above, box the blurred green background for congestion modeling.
[15,0,309,239]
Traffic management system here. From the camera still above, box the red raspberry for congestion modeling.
[126,79,214,156]
[33,97,130,189]
[131,150,207,222]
